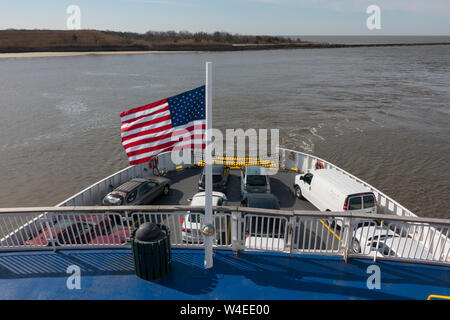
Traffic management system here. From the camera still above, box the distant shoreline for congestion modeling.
[1,42,450,59]
[1,29,449,58]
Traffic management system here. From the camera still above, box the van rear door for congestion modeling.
[346,192,377,214]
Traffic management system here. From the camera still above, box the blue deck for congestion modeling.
[0,249,448,300]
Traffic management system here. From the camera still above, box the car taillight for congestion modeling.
[343,203,348,211]
[182,228,191,233]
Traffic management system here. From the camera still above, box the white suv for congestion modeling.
[181,192,228,243]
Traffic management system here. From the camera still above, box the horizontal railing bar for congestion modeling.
[0,206,449,225]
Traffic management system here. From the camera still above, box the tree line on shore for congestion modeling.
[103,30,300,44]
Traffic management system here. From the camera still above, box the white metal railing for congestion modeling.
[0,206,449,266]
[243,214,288,251]
[292,217,345,254]
[130,211,232,249]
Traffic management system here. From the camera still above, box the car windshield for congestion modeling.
[57,222,93,243]
[377,242,396,256]
[202,175,222,183]
[247,175,266,186]
[104,194,123,205]
[188,214,202,223]
[248,198,279,210]
[53,219,77,229]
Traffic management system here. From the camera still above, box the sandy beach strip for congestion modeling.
[0,50,198,59]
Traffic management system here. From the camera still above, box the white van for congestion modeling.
[294,169,377,215]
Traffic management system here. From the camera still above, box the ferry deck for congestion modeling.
[0,166,449,300]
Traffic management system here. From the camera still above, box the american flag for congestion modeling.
[120,86,206,165]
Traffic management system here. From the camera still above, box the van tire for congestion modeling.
[294,185,302,199]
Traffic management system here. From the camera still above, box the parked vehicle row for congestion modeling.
[182,164,280,244]
[25,166,429,257]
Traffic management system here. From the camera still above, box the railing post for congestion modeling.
[342,216,353,263]
[231,211,242,254]
[288,216,296,254]
[43,212,57,251]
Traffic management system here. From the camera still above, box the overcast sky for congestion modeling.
[0,0,449,35]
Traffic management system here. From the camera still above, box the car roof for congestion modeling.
[244,193,279,209]
[191,191,227,206]
[245,193,277,200]
[147,176,170,184]
[309,169,372,197]
[115,178,146,193]
[245,165,267,175]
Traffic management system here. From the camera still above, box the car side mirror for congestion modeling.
[300,176,304,181]
[187,198,192,203]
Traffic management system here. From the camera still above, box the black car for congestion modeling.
[240,193,285,240]
[240,193,280,210]
[198,164,230,193]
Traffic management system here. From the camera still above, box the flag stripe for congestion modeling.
[121,113,172,133]
[121,107,170,129]
[126,132,205,157]
[123,123,206,150]
[120,99,168,122]
[128,144,205,166]
[125,125,204,157]
[128,140,206,162]
[121,123,173,143]
[121,119,172,139]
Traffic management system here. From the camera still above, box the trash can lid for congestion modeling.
[135,222,165,242]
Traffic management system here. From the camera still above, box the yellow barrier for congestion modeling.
[196,157,277,169]
[427,295,450,300]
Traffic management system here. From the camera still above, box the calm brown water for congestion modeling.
[0,45,449,218]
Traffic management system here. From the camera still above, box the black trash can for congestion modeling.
[131,222,172,281]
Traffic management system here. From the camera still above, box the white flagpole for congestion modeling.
[204,61,213,269]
